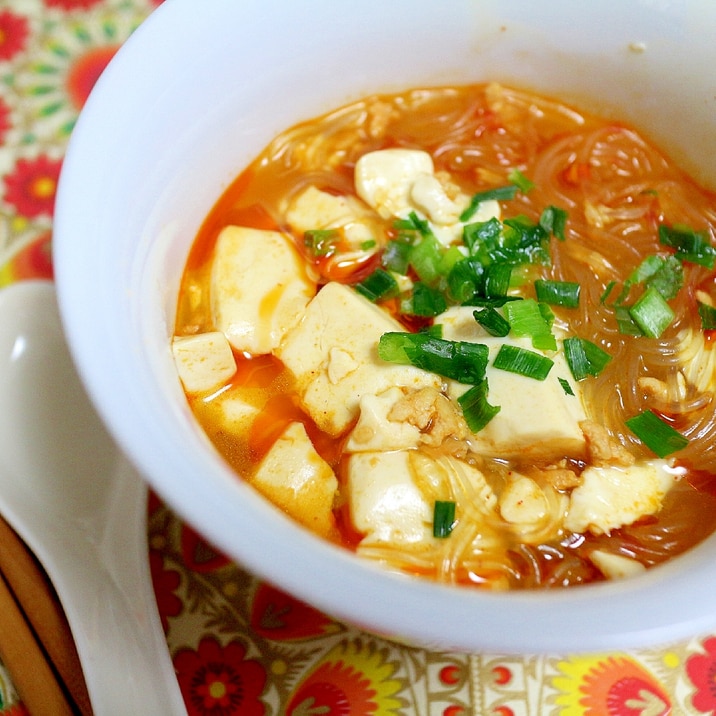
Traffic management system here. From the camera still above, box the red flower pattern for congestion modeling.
[287,660,378,715]
[44,0,104,10]
[3,155,62,218]
[250,582,336,641]
[174,637,266,716]
[65,45,119,110]
[0,98,12,146]
[0,10,29,62]
[687,636,716,713]
[149,550,183,633]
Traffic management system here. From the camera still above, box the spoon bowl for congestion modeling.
[0,281,185,715]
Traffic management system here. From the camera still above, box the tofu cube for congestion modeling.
[345,386,422,452]
[210,226,316,354]
[589,550,646,580]
[172,331,236,394]
[276,282,441,436]
[354,148,499,246]
[436,307,588,460]
[347,450,434,546]
[285,185,379,246]
[565,459,676,536]
[251,421,338,539]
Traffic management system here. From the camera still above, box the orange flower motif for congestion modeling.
[174,637,266,716]
[552,654,670,715]
[686,636,716,713]
[65,45,119,110]
[3,155,62,218]
[0,10,29,62]
[286,639,403,715]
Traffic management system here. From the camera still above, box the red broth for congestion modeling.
[174,84,716,590]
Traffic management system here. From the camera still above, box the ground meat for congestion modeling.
[579,419,635,467]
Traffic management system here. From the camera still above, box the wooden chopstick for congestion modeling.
[0,515,92,715]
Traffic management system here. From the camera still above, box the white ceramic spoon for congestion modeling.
[0,281,186,715]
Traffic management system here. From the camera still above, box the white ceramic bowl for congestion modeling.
[54,0,716,653]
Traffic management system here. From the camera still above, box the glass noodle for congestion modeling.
[175,84,716,589]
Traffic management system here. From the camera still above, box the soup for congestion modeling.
[172,83,716,590]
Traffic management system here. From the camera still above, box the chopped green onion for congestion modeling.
[303,229,339,257]
[408,233,444,284]
[504,298,557,351]
[625,409,689,458]
[698,301,716,331]
[462,217,502,255]
[409,281,447,317]
[628,286,675,338]
[507,168,534,193]
[563,336,612,381]
[447,257,484,303]
[539,205,568,240]
[614,305,644,336]
[492,344,554,381]
[457,380,501,432]
[473,307,511,337]
[360,239,377,250]
[483,262,512,298]
[378,332,489,384]
[558,377,575,396]
[627,254,683,301]
[460,186,518,222]
[600,281,617,304]
[464,295,523,308]
[354,268,398,302]
[438,245,465,275]
[382,239,412,274]
[433,500,457,538]
[394,211,432,238]
[534,279,581,308]
[659,224,716,269]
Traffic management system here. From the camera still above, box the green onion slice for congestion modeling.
[460,186,518,222]
[303,229,339,257]
[457,380,501,432]
[354,268,398,302]
[628,286,675,338]
[659,224,716,269]
[492,344,554,381]
[433,500,457,538]
[378,332,489,384]
[507,168,534,193]
[563,336,612,381]
[504,299,557,351]
[409,282,447,317]
[625,409,689,458]
[558,377,575,396]
[539,205,568,241]
[534,279,581,308]
[698,301,716,331]
[473,307,511,337]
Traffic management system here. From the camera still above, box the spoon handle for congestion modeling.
[48,465,186,716]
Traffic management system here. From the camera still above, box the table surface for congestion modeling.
[1,1,715,714]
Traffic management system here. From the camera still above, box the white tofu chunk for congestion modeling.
[210,226,316,354]
[565,459,676,536]
[171,331,236,394]
[436,307,588,459]
[251,422,338,539]
[354,149,499,246]
[276,282,441,436]
[348,451,434,546]
[218,394,260,432]
[345,387,422,452]
[355,149,435,220]
[285,185,379,246]
[499,475,549,526]
[589,550,646,580]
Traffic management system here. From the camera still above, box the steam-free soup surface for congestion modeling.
[173,83,716,590]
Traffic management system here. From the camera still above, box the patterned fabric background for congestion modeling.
[1,1,716,713]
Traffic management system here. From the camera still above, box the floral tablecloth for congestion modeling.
[1,1,716,714]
